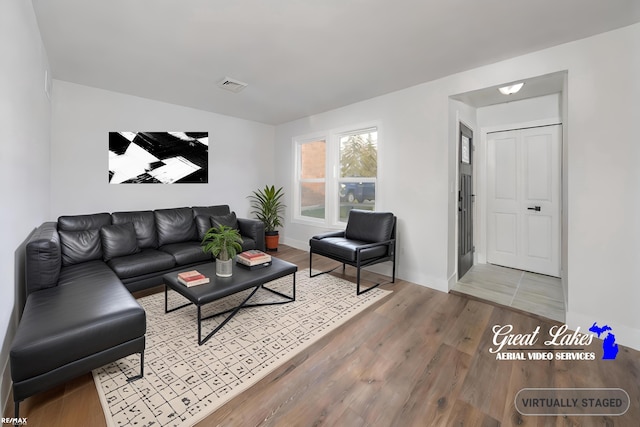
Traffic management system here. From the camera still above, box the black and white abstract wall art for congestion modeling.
[109,132,208,184]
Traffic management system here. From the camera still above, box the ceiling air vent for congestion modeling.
[217,77,248,93]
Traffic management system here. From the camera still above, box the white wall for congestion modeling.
[562,24,640,350]
[275,84,452,291]
[275,23,640,350]
[50,81,275,219]
[0,0,52,412]
[477,93,561,128]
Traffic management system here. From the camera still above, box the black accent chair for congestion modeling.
[309,210,396,295]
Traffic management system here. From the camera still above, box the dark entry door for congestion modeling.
[458,123,474,279]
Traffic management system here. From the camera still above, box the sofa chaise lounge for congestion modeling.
[10,204,264,418]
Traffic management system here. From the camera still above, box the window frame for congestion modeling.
[293,135,328,226]
[292,123,381,228]
[334,126,379,224]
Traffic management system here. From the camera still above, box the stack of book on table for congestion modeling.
[177,270,210,287]
[236,250,272,270]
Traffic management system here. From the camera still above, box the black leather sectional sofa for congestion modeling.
[10,205,264,418]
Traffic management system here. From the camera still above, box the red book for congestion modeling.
[178,277,210,287]
[240,250,268,259]
[237,255,271,266]
[180,274,206,282]
[178,270,203,280]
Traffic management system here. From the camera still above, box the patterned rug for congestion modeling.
[93,269,391,427]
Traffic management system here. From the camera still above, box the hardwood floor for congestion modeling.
[5,245,639,426]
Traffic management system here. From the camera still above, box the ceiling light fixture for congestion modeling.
[498,82,524,95]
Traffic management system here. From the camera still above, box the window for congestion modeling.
[337,129,377,221]
[294,126,378,226]
[297,139,326,221]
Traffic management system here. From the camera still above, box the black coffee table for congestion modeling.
[163,257,297,345]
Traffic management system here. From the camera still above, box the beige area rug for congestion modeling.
[93,269,391,427]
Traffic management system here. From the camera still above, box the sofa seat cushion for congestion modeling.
[160,242,211,265]
[107,249,176,279]
[10,267,145,383]
[58,260,121,287]
[309,237,388,262]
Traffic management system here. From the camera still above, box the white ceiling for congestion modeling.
[32,0,640,125]
[451,72,566,108]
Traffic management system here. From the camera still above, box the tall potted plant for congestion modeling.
[248,185,286,251]
[201,225,243,277]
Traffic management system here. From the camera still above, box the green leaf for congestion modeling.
[201,224,243,261]
[247,185,286,232]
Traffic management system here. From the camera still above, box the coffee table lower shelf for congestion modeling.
[163,259,297,345]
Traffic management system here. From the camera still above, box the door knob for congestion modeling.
[527,206,541,212]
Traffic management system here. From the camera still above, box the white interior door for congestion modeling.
[487,125,561,277]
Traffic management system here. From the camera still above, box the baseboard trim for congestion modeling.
[281,237,307,251]
[447,271,457,291]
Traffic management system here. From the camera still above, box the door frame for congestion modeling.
[476,118,563,267]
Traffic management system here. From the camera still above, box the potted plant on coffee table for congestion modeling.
[248,185,286,251]
[201,225,243,277]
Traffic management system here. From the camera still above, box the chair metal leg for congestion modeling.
[14,400,20,420]
[356,277,384,295]
[355,256,387,296]
[309,251,341,278]
[311,250,394,295]
[392,252,396,283]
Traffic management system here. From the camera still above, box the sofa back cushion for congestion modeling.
[112,210,158,249]
[345,210,395,243]
[100,223,141,261]
[57,213,111,266]
[195,212,239,240]
[154,208,197,246]
[210,211,239,230]
[59,229,103,266]
[194,215,212,241]
[58,213,111,231]
[192,205,230,218]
